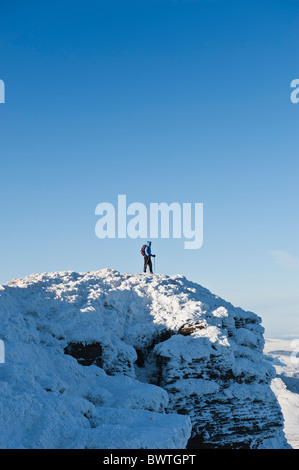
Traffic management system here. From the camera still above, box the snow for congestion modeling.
[264,338,299,449]
[0,270,193,449]
[0,269,291,448]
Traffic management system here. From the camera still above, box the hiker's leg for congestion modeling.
[148,257,153,274]
[143,256,148,272]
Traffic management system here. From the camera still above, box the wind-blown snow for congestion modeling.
[0,269,290,449]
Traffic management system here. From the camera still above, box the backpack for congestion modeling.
[141,244,147,256]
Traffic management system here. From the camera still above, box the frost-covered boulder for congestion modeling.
[0,269,290,448]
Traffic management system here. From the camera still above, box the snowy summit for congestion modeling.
[0,269,290,449]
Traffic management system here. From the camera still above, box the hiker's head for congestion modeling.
[147,241,151,246]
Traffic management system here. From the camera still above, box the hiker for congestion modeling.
[141,241,156,273]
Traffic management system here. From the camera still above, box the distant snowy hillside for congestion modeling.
[264,338,299,449]
[0,269,290,449]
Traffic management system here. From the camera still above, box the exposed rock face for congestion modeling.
[64,342,103,367]
[0,269,290,448]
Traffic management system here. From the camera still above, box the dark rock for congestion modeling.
[64,341,103,367]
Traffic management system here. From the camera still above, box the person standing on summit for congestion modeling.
[142,241,155,274]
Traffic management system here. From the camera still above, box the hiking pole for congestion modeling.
[154,256,156,273]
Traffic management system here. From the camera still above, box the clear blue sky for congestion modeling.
[0,0,299,337]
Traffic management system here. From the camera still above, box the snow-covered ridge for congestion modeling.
[0,269,290,448]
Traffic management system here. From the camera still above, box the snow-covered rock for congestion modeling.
[0,269,290,448]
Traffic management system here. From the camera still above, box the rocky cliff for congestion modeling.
[0,269,290,448]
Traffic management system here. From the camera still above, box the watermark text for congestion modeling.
[95,195,203,249]
[0,80,5,103]
[290,79,299,104]
[0,340,5,363]
[290,339,299,364]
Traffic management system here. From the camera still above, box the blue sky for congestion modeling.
[0,0,299,337]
